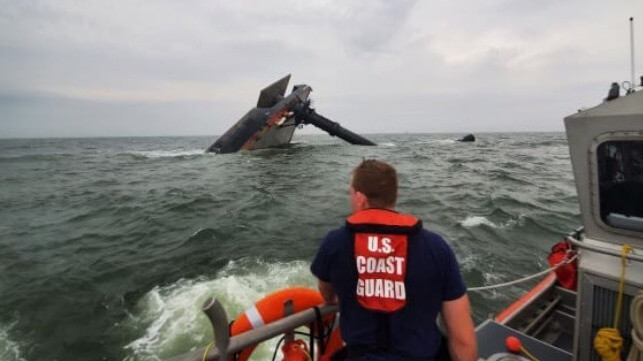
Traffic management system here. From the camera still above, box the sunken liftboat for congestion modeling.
[168,87,643,361]
[206,75,375,153]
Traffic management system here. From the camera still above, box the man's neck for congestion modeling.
[356,206,396,212]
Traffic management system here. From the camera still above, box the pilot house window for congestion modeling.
[597,140,643,232]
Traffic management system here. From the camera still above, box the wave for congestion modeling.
[123,259,315,361]
[460,216,497,228]
[459,215,524,229]
[0,153,74,162]
[415,139,456,145]
[379,142,396,147]
[130,149,205,158]
[0,322,25,361]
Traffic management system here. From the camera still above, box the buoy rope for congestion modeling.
[627,291,643,361]
[201,342,214,361]
[520,345,541,361]
[468,250,577,292]
[614,245,633,328]
[594,244,633,361]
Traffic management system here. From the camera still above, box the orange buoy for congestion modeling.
[229,287,337,361]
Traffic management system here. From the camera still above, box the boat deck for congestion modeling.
[476,320,572,361]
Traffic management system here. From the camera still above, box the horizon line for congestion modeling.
[0,130,567,141]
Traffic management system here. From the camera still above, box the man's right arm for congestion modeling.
[318,279,338,304]
[441,293,477,361]
[311,231,335,301]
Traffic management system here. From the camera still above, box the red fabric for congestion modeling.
[281,339,310,361]
[547,241,577,290]
[347,209,418,227]
[354,233,408,312]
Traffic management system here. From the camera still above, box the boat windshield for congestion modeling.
[597,139,643,232]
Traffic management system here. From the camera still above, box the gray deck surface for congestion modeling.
[476,320,572,361]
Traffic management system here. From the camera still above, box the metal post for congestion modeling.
[202,297,230,361]
[283,299,294,343]
[166,304,339,361]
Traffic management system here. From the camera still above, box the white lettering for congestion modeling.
[384,279,394,298]
[365,279,374,297]
[357,256,406,275]
[366,258,375,273]
[356,256,366,274]
[375,258,387,273]
[357,279,406,300]
[386,257,395,274]
[381,238,392,253]
[394,257,405,275]
[375,279,384,297]
[367,236,379,252]
[395,281,406,300]
[356,279,364,296]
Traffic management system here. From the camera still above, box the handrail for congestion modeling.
[565,227,643,263]
[166,303,339,361]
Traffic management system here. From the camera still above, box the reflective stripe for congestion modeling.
[245,305,265,329]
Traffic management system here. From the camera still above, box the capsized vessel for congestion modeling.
[206,75,375,153]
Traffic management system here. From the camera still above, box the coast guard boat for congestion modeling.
[474,85,643,360]
[164,85,642,361]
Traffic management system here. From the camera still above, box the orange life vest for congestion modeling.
[346,209,422,313]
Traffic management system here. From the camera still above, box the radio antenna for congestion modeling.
[629,17,635,93]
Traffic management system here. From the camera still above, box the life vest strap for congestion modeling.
[346,209,422,235]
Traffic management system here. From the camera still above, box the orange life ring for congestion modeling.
[230,287,339,361]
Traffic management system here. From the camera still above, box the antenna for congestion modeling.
[630,17,635,93]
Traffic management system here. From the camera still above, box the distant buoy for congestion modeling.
[457,134,476,142]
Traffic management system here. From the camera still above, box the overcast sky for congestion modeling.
[1,0,642,138]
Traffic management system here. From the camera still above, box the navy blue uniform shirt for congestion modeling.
[311,225,466,358]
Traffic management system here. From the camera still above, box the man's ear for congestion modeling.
[357,191,369,209]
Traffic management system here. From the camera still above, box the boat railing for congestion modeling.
[565,227,643,262]
[166,297,339,361]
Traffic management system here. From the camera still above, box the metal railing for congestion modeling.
[565,227,643,263]
[166,297,338,361]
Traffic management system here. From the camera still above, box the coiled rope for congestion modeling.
[468,251,577,292]
[594,244,634,361]
[627,291,643,361]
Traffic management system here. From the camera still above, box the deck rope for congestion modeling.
[594,244,633,361]
[627,291,643,361]
[468,252,577,292]
[201,342,214,361]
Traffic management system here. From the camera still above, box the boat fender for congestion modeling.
[547,240,577,290]
[282,339,311,361]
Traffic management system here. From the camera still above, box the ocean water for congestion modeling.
[0,133,579,361]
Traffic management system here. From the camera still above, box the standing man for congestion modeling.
[311,160,476,361]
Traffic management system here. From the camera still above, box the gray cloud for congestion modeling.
[0,0,642,137]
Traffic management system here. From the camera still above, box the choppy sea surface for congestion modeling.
[0,133,579,361]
